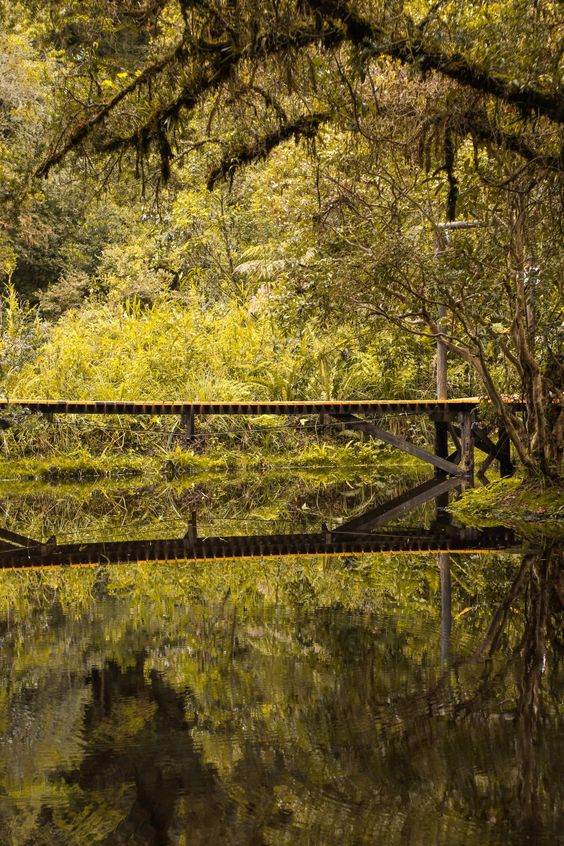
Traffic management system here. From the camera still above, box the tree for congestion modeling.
[5,0,563,476]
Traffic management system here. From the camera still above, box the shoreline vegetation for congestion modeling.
[448,477,564,537]
[1,437,562,537]
[0,440,416,482]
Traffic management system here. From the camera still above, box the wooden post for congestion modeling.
[433,413,451,513]
[436,303,448,403]
[460,411,475,486]
[497,425,514,477]
[434,225,449,514]
[185,511,197,555]
[434,420,449,476]
[181,409,195,447]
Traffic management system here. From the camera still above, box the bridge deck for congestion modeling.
[0,398,521,416]
[0,527,517,568]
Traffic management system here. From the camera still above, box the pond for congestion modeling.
[0,469,562,846]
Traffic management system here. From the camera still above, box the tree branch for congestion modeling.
[307,0,564,125]
[36,41,189,178]
[207,111,330,188]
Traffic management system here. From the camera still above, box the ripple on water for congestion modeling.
[0,550,562,846]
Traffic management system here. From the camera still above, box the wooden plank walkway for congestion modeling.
[0,397,522,416]
[0,397,520,481]
[0,527,517,568]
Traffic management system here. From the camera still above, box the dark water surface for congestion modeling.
[0,474,562,845]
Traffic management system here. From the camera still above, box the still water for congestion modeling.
[0,471,562,845]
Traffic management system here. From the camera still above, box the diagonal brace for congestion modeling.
[0,527,40,547]
[331,413,463,476]
[333,477,463,533]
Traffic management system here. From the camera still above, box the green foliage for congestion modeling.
[449,478,564,538]
[0,284,44,396]
[4,282,434,407]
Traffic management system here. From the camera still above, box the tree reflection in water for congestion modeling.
[0,545,561,846]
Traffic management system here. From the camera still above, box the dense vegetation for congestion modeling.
[0,0,562,477]
[0,6,562,842]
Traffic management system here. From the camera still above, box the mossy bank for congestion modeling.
[449,478,564,539]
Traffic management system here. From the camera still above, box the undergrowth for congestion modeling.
[449,478,564,538]
[0,440,415,482]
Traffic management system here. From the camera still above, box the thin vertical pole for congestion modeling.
[436,303,448,402]
[460,411,475,487]
[435,227,449,500]
[434,223,449,402]
[435,219,481,400]
[440,552,451,664]
[181,409,195,447]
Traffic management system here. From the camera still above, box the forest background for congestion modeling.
[0,0,562,481]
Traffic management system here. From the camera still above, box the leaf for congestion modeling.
[454,606,472,620]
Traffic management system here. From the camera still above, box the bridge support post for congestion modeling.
[433,418,451,514]
[460,411,475,486]
[434,420,449,478]
[181,409,196,447]
[497,425,514,477]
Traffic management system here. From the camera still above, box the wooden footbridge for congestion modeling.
[0,474,517,568]
[0,524,517,569]
[0,396,517,481]
[0,396,520,568]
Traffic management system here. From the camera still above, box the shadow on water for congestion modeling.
[0,473,561,845]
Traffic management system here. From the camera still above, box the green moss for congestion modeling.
[449,478,564,538]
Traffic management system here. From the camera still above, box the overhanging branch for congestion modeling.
[207,111,330,188]
[307,0,564,125]
[36,41,188,178]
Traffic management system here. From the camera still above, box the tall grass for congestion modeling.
[1,285,439,460]
[7,288,432,402]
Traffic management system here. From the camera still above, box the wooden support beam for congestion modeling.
[497,426,514,477]
[447,423,461,464]
[433,419,453,510]
[471,423,498,456]
[434,420,450,479]
[333,477,462,534]
[184,511,198,554]
[0,527,40,547]
[332,413,463,476]
[460,411,475,486]
[181,409,196,446]
[477,451,495,484]
[469,423,514,476]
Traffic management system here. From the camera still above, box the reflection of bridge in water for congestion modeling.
[0,397,522,568]
[0,475,517,569]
